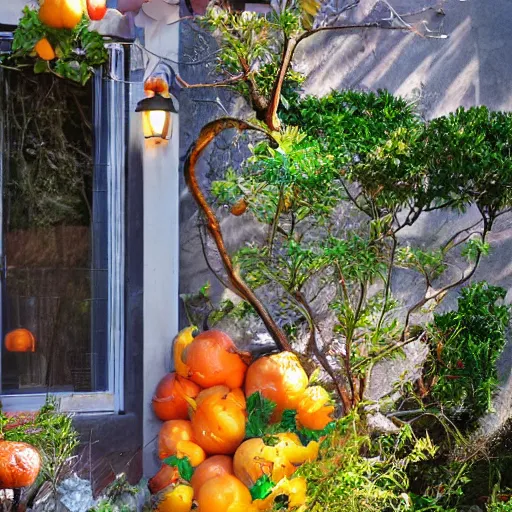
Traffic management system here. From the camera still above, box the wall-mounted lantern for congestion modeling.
[136,92,177,142]
[136,71,178,143]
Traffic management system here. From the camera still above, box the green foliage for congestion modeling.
[4,7,108,85]
[88,502,132,512]
[489,501,512,512]
[163,455,195,481]
[424,107,512,215]
[396,247,447,282]
[198,6,306,107]
[211,90,512,420]
[246,392,277,439]
[295,415,441,512]
[0,398,80,489]
[250,474,275,500]
[428,282,510,420]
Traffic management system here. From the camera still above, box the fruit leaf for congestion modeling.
[298,421,336,445]
[246,392,276,439]
[277,409,297,432]
[250,474,275,500]
[162,455,194,482]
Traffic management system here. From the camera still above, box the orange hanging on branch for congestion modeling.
[39,0,84,29]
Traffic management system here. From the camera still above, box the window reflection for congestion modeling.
[1,71,108,394]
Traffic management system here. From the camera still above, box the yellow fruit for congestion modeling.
[34,38,55,61]
[156,484,193,512]
[252,477,307,510]
[173,326,197,378]
[39,0,84,29]
[297,386,335,431]
[176,440,207,467]
[233,433,318,488]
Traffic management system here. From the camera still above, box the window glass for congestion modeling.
[1,70,109,394]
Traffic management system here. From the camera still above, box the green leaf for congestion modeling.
[276,409,297,433]
[245,392,276,439]
[298,421,336,445]
[162,455,194,481]
[33,59,49,74]
[250,474,275,500]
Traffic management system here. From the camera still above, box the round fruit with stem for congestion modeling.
[152,373,201,421]
[245,351,308,421]
[182,330,250,389]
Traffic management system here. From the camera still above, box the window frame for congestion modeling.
[0,41,127,414]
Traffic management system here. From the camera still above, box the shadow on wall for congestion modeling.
[296,0,512,118]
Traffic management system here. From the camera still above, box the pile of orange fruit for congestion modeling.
[148,327,335,512]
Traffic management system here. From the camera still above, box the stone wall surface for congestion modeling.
[178,0,512,439]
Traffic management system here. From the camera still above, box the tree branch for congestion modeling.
[184,117,292,352]
[176,73,246,89]
[294,291,353,412]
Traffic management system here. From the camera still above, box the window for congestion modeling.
[0,42,127,413]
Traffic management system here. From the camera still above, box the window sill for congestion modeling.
[1,392,116,414]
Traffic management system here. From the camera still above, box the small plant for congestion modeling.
[426,282,510,421]
[295,413,439,512]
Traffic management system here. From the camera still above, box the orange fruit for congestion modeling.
[176,440,206,467]
[148,464,179,494]
[190,386,246,455]
[34,38,55,61]
[4,328,36,353]
[152,373,201,421]
[297,386,334,430]
[173,326,197,378]
[233,433,318,487]
[196,474,251,512]
[0,441,41,488]
[156,484,193,512]
[183,330,250,389]
[244,351,308,421]
[39,0,84,29]
[190,455,234,498]
[158,420,195,460]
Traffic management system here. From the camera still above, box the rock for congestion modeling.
[366,339,429,402]
[57,475,96,512]
[367,412,400,435]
